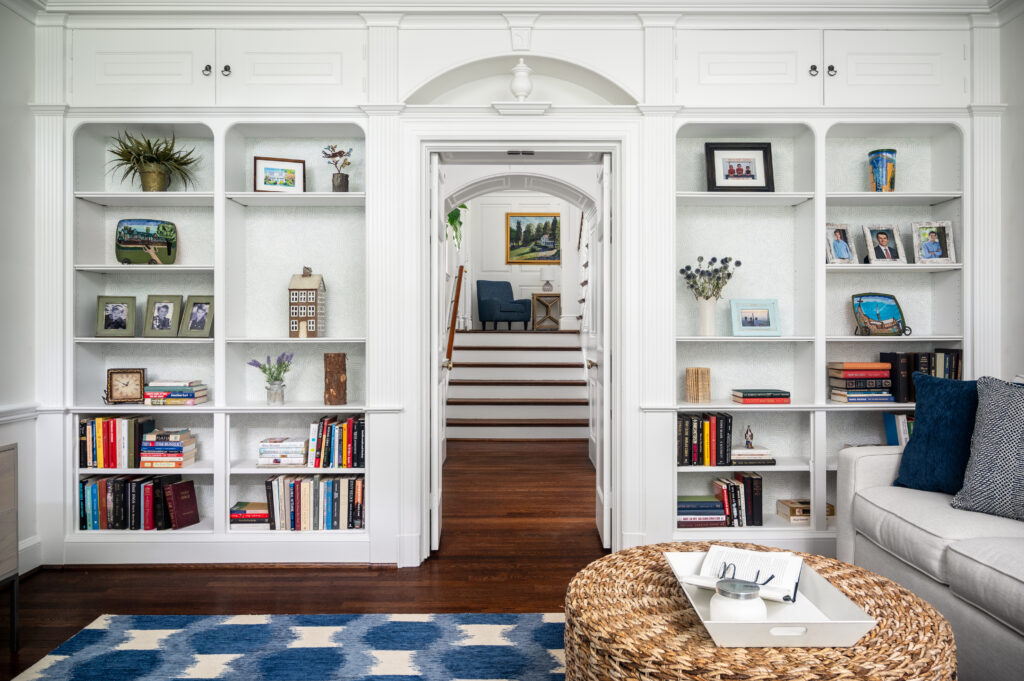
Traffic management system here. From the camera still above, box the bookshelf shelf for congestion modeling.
[72,404,218,414]
[74,265,216,274]
[74,337,216,345]
[826,335,963,343]
[74,191,215,207]
[675,336,814,343]
[825,401,916,411]
[673,515,837,536]
[825,264,963,274]
[230,466,365,475]
[676,401,817,412]
[675,191,813,207]
[226,526,367,539]
[226,192,366,207]
[225,337,367,344]
[70,517,216,537]
[825,192,962,207]
[77,462,215,475]
[223,402,367,414]
[677,457,810,472]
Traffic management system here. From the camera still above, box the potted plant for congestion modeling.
[322,145,353,192]
[108,131,199,192]
[248,352,295,405]
[446,203,467,249]
[679,256,741,336]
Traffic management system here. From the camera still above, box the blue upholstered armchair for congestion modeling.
[476,280,532,330]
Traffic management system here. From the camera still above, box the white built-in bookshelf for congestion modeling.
[68,121,371,562]
[674,121,966,553]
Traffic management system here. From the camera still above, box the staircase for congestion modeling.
[445,330,589,440]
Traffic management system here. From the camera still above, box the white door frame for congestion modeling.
[408,120,636,565]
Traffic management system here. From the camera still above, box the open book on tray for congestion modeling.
[679,545,803,603]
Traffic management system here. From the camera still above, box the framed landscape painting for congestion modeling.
[506,213,561,265]
[254,156,306,193]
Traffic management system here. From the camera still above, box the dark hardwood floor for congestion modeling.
[0,440,606,679]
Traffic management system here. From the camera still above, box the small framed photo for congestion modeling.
[863,225,906,264]
[96,296,136,337]
[730,299,781,336]
[704,142,774,192]
[254,156,306,193]
[852,293,910,336]
[825,223,859,264]
[143,294,183,338]
[912,221,956,264]
[178,295,214,338]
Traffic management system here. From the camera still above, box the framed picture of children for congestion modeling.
[825,223,859,264]
[911,221,956,265]
[704,142,775,192]
[863,225,907,264]
[143,294,183,338]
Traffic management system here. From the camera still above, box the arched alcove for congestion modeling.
[444,171,598,219]
[405,55,638,106]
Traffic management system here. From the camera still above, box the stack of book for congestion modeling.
[729,446,775,466]
[230,501,270,525]
[711,473,763,527]
[78,415,155,468]
[307,415,366,469]
[878,349,963,402]
[676,495,727,528]
[258,437,308,466]
[140,428,196,468]
[263,474,364,531]
[143,380,208,406]
[828,362,895,402]
[78,476,199,530]
[676,412,734,466]
[731,388,791,404]
[776,498,836,525]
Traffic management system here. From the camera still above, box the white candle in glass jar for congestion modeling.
[709,578,768,621]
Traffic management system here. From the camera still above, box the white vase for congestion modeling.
[510,58,533,102]
[697,298,717,336]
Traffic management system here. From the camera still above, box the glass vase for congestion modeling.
[265,380,285,406]
[697,298,717,336]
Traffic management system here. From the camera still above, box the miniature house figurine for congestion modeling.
[288,266,326,338]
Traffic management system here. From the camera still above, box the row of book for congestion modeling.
[259,474,365,530]
[258,416,367,468]
[676,412,775,467]
[143,380,208,406]
[676,472,764,527]
[882,349,963,402]
[883,412,916,447]
[78,419,200,469]
[78,475,199,530]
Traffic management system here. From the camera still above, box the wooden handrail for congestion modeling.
[445,265,465,365]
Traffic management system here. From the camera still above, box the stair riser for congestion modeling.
[453,349,581,363]
[445,426,590,439]
[446,404,590,419]
[447,384,588,399]
[452,366,585,380]
[455,332,580,347]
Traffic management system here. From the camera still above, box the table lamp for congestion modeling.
[540,266,560,292]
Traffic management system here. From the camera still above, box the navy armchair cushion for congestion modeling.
[477,280,532,322]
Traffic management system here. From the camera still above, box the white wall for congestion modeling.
[465,191,581,329]
[1001,12,1024,379]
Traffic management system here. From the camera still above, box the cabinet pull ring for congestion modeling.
[827,65,838,76]
[202,64,212,76]
[221,65,232,76]
[808,65,819,76]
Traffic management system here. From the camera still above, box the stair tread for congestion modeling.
[449,379,587,386]
[455,362,585,368]
[447,418,589,427]
[447,398,588,405]
[454,345,582,351]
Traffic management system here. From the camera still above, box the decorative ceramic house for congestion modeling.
[288,266,326,338]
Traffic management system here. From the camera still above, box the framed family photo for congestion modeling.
[95,296,136,337]
[143,294,183,338]
[911,221,956,264]
[863,225,907,264]
[730,299,781,336]
[254,156,306,193]
[178,295,214,338]
[825,223,859,264]
[506,212,561,265]
[704,142,775,192]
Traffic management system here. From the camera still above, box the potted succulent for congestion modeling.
[322,145,353,192]
[108,131,199,192]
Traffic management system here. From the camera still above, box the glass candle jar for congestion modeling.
[709,578,768,621]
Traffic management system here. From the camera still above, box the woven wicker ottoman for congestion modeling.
[564,541,956,681]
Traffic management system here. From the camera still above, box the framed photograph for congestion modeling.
[704,142,775,192]
[912,221,956,264]
[143,294,183,338]
[96,296,136,337]
[106,368,146,404]
[863,225,907,264]
[825,223,859,264]
[506,212,562,265]
[178,295,214,338]
[730,299,782,336]
[254,156,306,193]
[852,293,910,336]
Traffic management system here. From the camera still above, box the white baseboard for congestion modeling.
[397,532,423,568]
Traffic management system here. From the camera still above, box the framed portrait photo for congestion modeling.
[825,223,859,264]
[254,156,306,193]
[704,142,775,192]
[143,294,183,338]
[96,296,136,337]
[863,224,907,264]
[178,295,214,338]
[730,299,782,336]
[852,292,910,336]
[506,212,562,265]
[912,221,956,265]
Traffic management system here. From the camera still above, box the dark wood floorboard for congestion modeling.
[0,440,607,679]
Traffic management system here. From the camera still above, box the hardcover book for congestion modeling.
[164,479,200,529]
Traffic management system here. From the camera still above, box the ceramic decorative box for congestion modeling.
[115,218,177,265]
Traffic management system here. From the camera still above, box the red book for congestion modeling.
[143,481,155,530]
[676,520,729,528]
[347,418,355,468]
[163,480,200,529]
[732,397,791,404]
[828,369,891,378]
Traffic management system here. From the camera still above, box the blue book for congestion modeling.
[90,482,100,530]
[325,479,333,530]
[677,506,726,515]
[883,412,899,446]
[676,496,724,510]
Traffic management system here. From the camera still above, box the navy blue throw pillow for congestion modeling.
[894,372,978,494]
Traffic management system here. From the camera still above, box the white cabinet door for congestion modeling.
[71,30,215,107]
[676,30,822,107]
[215,30,367,107]
[824,30,969,108]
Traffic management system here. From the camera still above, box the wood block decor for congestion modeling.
[324,353,347,405]
[685,367,711,403]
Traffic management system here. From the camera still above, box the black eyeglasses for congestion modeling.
[718,561,775,586]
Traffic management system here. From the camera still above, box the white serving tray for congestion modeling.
[664,551,877,647]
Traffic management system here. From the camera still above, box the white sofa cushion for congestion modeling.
[853,486,1024,583]
[947,538,1024,636]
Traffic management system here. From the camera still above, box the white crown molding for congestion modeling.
[0,404,39,425]
[638,104,683,115]
[0,0,43,23]
[969,104,1009,114]
[638,13,681,26]
[62,106,368,117]
[992,0,1024,22]
[360,12,402,26]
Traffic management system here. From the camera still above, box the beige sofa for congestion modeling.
[837,445,1024,681]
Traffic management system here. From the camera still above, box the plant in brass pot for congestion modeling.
[108,131,200,192]
[322,144,353,192]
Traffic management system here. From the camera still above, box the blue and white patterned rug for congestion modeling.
[15,613,566,681]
